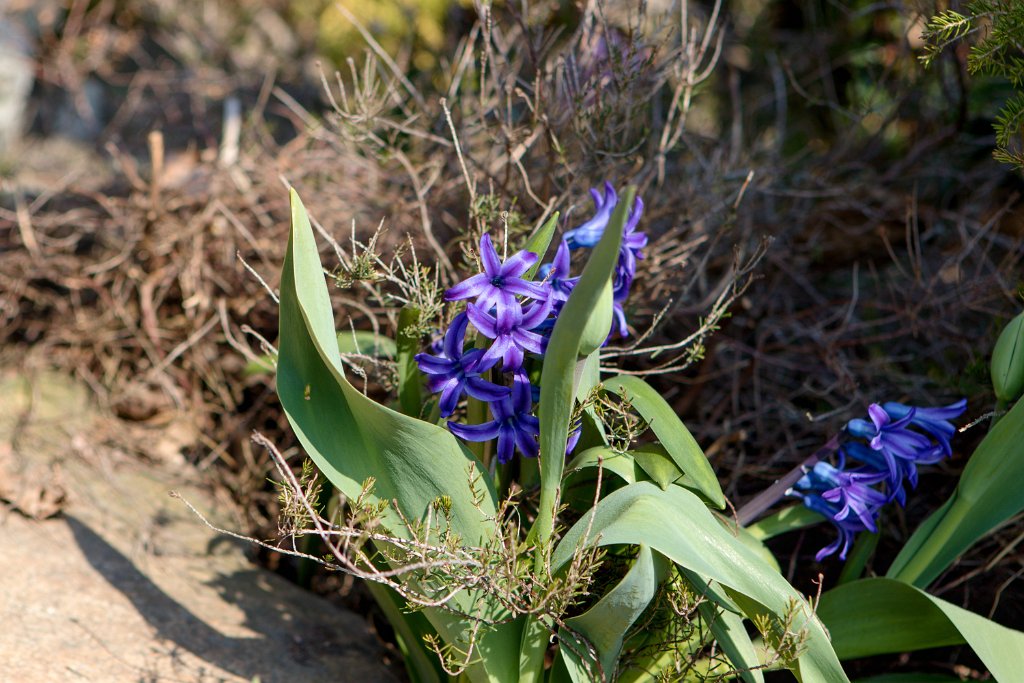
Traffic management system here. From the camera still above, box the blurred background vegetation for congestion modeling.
[1,0,1022,678]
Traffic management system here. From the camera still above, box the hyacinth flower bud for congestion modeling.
[991,311,1024,403]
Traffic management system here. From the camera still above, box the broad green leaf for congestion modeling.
[522,211,560,280]
[396,306,423,417]
[602,375,725,508]
[854,676,960,683]
[278,189,515,682]
[574,350,602,402]
[533,188,632,547]
[551,482,849,683]
[887,395,1024,586]
[559,545,669,682]
[578,279,614,356]
[991,311,1024,403]
[523,188,633,683]
[722,521,783,574]
[818,577,1024,681]
[746,505,826,541]
[631,443,683,490]
[698,603,765,683]
[337,329,398,358]
[566,446,637,485]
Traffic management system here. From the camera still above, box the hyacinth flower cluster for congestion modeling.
[415,184,647,463]
[789,399,968,561]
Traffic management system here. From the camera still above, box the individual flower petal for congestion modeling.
[882,399,967,456]
[445,234,546,311]
[499,249,539,278]
[444,273,489,302]
[479,233,503,274]
[564,182,617,249]
[448,419,501,442]
[416,311,506,417]
[466,376,511,402]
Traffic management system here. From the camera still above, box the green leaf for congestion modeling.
[602,375,725,508]
[395,306,423,417]
[630,443,683,490]
[551,482,849,683]
[566,446,637,485]
[559,545,669,682]
[533,188,633,548]
[851,675,962,679]
[578,279,614,357]
[991,311,1024,403]
[818,577,1024,681]
[523,190,633,683]
[887,395,1024,587]
[854,675,960,683]
[337,329,398,358]
[698,603,766,683]
[746,505,826,542]
[522,212,559,280]
[277,189,516,682]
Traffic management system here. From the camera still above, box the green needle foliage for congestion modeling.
[920,1,1024,168]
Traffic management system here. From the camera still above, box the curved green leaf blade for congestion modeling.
[522,211,560,280]
[887,396,1024,586]
[396,305,423,417]
[991,311,1024,402]
[747,505,824,542]
[560,545,668,682]
[278,188,496,538]
[551,482,848,683]
[278,189,517,681]
[602,375,725,508]
[522,189,633,683]
[698,603,766,683]
[631,443,683,490]
[566,446,637,485]
[818,577,1024,682]
[534,188,632,546]
[855,676,960,683]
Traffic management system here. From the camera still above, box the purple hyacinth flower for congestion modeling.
[414,312,510,417]
[798,493,872,561]
[468,298,552,371]
[537,240,579,304]
[841,441,909,505]
[564,182,617,249]
[881,399,967,456]
[846,405,938,487]
[448,371,540,463]
[609,299,629,339]
[795,462,888,533]
[616,195,647,289]
[445,234,548,311]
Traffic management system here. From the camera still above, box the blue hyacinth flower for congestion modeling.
[467,298,552,372]
[798,493,873,561]
[564,182,617,249]
[881,399,967,457]
[445,234,549,312]
[792,398,967,562]
[447,371,540,463]
[414,312,510,417]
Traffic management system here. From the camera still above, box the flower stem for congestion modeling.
[735,435,840,527]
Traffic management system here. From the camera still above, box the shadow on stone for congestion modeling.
[66,514,378,682]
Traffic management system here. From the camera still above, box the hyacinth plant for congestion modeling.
[274,183,1024,682]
